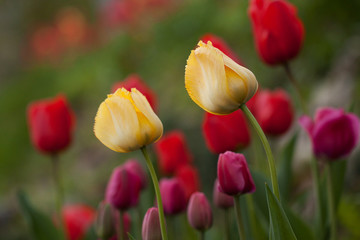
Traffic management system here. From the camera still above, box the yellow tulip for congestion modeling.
[94,88,163,153]
[185,41,258,115]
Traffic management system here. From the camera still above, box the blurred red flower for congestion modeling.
[249,0,304,65]
[27,95,75,154]
[30,26,63,61]
[112,74,157,112]
[175,165,200,201]
[62,204,95,240]
[202,110,251,154]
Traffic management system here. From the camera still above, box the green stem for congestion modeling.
[234,195,246,240]
[240,105,281,200]
[141,147,168,240]
[246,195,257,240]
[200,230,205,240]
[283,62,309,114]
[224,208,231,240]
[310,157,324,239]
[51,154,64,231]
[117,210,124,240]
[326,163,336,240]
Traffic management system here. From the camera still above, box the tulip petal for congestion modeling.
[94,95,140,152]
[185,41,240,114]
[131,89,163,144]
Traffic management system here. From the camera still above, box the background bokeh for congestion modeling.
[0,0,360,239]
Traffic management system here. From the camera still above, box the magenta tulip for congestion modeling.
[159,178,187,215]
[187,192,213,231]
[142,207,162,240]
[213,179,234,209]
[123,159,148,190]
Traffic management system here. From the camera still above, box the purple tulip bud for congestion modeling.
[142,207,162,240]
[217,151,256,196]
[124,159,148,190]
[105,166,141,210]
[213,179,234,209]
[187,192,213,231]
[299,107,360,160]
[159,178,187,215]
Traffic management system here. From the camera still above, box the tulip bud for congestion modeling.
[252,89,293,136]
[185,41,258,115]
[123,159,148,190]
[62,204,95,240]
[159,178,187,215]
[213,179,234,209]
[249,0,304,65]
[105,166,141,210]
[95,202,115,239]
[94,88,163,153]
[187,192,213,231]
[202,110,251,154]
[201,34,244,65]
[112,74,157,112]
[142,207,162,240]
[154,131,192,175]
[27,95,75,154]
[299,107,360,160]
[217,151,256,196]
[175,165,201,201]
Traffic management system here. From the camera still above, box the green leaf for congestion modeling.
[251,170,270,219]
[285,206,315,240]
[265,185,297,240]
[82,226,97,240]
[278,133,298,201]
[17,190,64,240]
[127,233,137,240]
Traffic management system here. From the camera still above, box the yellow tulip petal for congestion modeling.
[131,89,163,144]
[185,41,239,115]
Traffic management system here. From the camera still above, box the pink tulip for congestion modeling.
[187,192,213,231]
[159,178,187,215]
[142,207,161,240]
[213,179,234,209]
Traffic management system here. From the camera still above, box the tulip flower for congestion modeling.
[187,192,213,232]
[213,179,234,209]
[27,95,75,154]
[201,34,244,65]
[123,159,148,190]
[62,204,95,240]
[142,207,162,240]
[252,89,293,136]
[112,74,157,112]
[249,0,304,65]
[105,166,142,210]
[154,130,192,175]
[185,40,258,115]
[175,165,200,201]
[299,107,360,160]
[94,88,163,153]
[30,26,63,61]
[95,202,115,240]
[217,151,255,196]
[159,178,187,215]
[202,110,251,154]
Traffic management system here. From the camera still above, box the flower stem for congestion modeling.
[224,209,231,240]
[117,210,124,240]
[200,230,205,240]
[51,154,64,231]
[283,62,309,114]
[310,157,324,239]
[234,195,245,240]
[141,147,168,240]
[326,163,337,240]
[240,104,281,200]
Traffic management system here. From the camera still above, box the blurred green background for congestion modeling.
[1,0,360,239]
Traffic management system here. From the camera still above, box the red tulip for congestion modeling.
[123,159,148,190]
[62,204,95,240]
[105,166,141,210]
[27,95,75,154]
[252,89,293,136]
[175,165,200,201]
[217,151,255,196]
[202,110,251,154]
[201,34,244,65]
[213,179,234,209]
[112,74,157,111]
[249,0,304,65]
[30,26,63,60]
[299,107,360,160]
[187,192,213,231]
[154,131,192,175]
[159,178,187,215]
